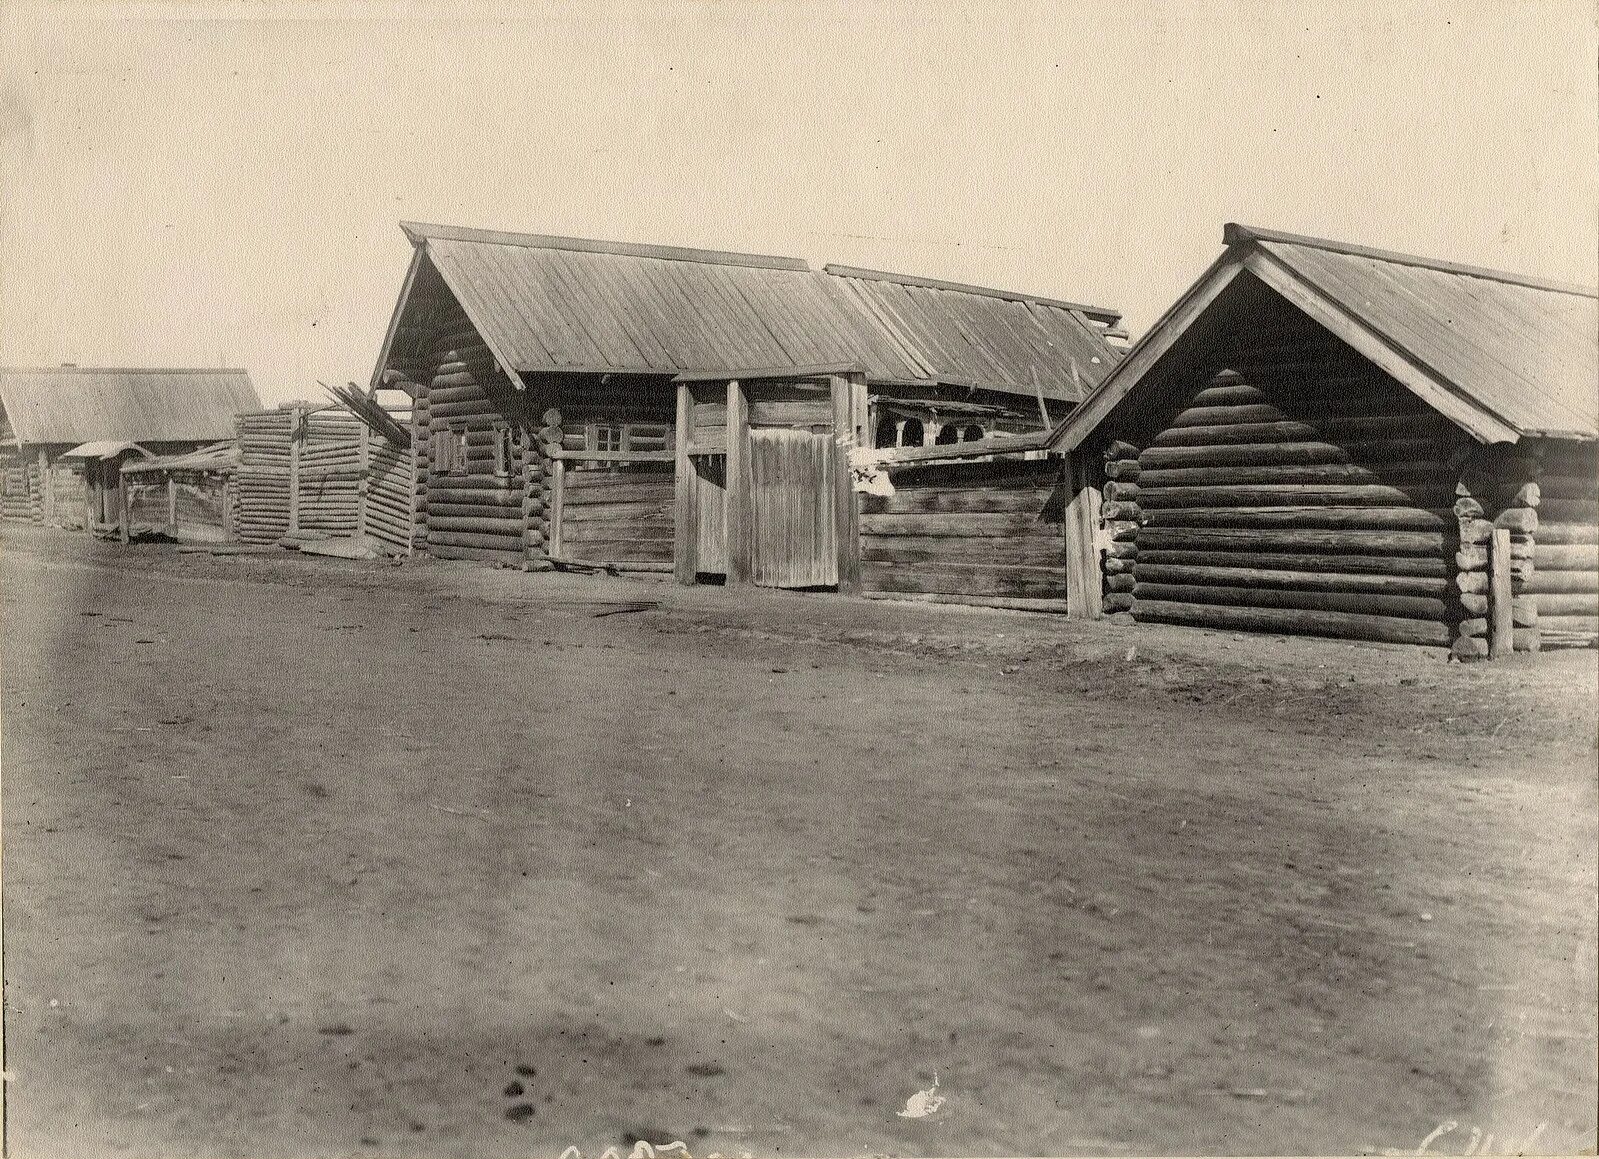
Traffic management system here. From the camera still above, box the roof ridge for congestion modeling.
[399,221,812,273]
[1223,223,1599,299]
[821,263,1122,323]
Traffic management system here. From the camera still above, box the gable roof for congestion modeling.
[0,367,260,446]
[1049,223,1598,451]
[375,222,1123,403]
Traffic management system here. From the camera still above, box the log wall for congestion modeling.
[235,410,294,543]
[549,380,677,566]
[1103,366,1468,647]
[1,456,43,523]
[1523,440,1599,649]
[363,436,415,553]
[559,465,675,563]
[861,458,1065,601]
[298,410,364,536]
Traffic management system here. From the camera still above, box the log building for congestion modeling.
[1045,224,1598,658]
[0,367,259,533]
[369,222,1125,588]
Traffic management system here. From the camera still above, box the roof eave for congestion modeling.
[1223,222,1599,299]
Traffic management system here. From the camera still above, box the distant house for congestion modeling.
[1044,224,1599,657]
[370,221,1125,588]
[0,366,260,531]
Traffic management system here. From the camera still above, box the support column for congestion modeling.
[1063,451,1104,619]
[831,372,864,594]
[674,381,697,584]
[725,379,750,586]
[37,448,50,525]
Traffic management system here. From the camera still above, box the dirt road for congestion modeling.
[3,525,1595,1158]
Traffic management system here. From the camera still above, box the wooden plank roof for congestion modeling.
[0,367,260,446]
[376,222,1124,402]
[1049,224,1599,452]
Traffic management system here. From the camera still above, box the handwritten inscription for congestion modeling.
[1382,1119,1548,1156]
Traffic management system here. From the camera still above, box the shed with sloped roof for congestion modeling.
[369,221,1124,592]
[0,366,259,532]
[1044,224,1598,657]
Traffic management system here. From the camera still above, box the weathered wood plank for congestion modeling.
[861,512,1055,537]
[861,562,1064,599]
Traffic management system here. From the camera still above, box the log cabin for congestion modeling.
[1044,224,1599,658]
[368,222,1126,589]
[0,367,259,534]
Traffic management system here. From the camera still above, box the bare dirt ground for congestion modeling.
[2,523,1595,1159]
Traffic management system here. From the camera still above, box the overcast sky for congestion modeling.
[2,0,1594,406]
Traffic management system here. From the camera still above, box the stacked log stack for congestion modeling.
[1524,441,1599,648]
[1,462,42,523]
[1102,365,1466,647]
[527,409,561,565]
[234,409,295,543]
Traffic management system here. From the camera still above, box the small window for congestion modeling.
[963,424,985,442]
[935,424,960,445]
[432,427,467,476]
[491,424,512,476]
[900,419,924,447]
[595,424,625,453]
[875,418,898,448]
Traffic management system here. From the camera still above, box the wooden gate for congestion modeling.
[749,428,837,588]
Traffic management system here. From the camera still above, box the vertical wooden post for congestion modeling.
[287,406,302,534]
[549,458,565,559]
[831,373,863,594]
[166,475,178,537]
[673,381,697,584]
[1490,526,1514,659]
[1064,451,1105,619]
[37,449,50,525]
[118,467,130,544]
[725,379,750,586]
[222,474,235,540]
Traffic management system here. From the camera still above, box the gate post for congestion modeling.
[830,372,865,594]
[674,381,697,584]
[1063,450,1104,619]
[725,379,751,586]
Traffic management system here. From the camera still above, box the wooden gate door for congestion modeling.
[692,455,728,575]
[748,428,837,588]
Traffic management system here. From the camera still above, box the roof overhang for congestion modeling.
[60,440,152,461]
[673,364,861,383]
